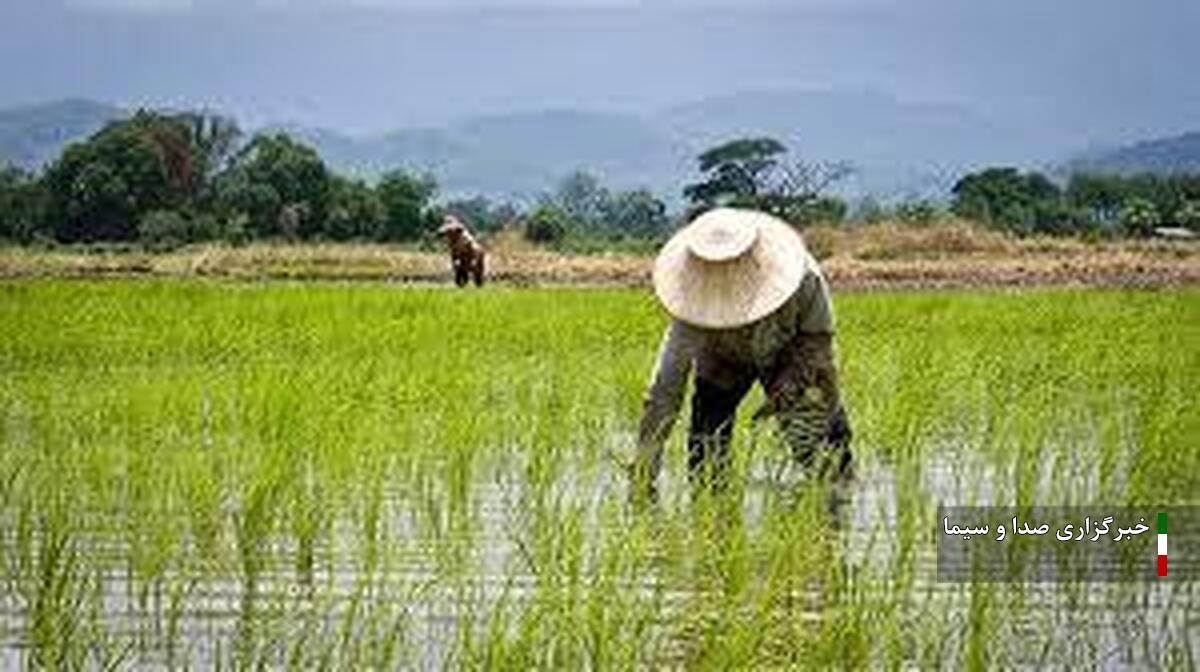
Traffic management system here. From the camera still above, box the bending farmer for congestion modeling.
[436,215,486,287]
[634,208,852,494]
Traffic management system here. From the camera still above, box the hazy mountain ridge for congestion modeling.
[0,99,124,169]
[1066,132,1200,175]
[4,92,1188,202]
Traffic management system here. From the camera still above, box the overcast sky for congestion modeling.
[2,0,1197,144]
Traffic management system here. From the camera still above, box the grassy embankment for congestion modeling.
[1,221,1198,289]
[0,281,1197,667]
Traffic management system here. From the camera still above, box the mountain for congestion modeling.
[0,99,123,169]
[1066,132,1200,175]
[658,88,1053,198]
[0,90,1062,202]
[279,110,692,202]
[287,90,1042,202]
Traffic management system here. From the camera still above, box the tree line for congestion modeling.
[0,109,674,248]
[1,110,1197,247]
[951,167,1200,236]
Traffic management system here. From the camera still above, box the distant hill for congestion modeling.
[278,109,692,202]
[285,90,1043,202]
[1067,131,1200,174]
[0,91,1060,202]
[657,88,1052,198]
[0,99,123,169]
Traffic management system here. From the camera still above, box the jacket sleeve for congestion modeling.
[794,267,836,335]
[789,267,848,446]
[634,321,693,483]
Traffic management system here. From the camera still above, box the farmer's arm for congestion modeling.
[793,269,851,449]
[633,321,693,488]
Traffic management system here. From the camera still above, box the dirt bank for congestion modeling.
[2,224,1197,290]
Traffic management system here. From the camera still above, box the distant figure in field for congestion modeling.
[632,208,852,497]
[436,215,486,287]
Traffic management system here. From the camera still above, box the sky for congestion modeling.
[1,0,1198,145]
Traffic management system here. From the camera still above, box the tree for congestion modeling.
[0,166,45,242]
[1120,198,1158,237]
[326,176,385,241]
[442,196,517,235]
[683,136,851,226]
[683,137,786,209]
[1067,173,1127,223]
[795,196,849,226]
[1067,172,1200,233]
[951,167,1062,234]
[555,171,612,233]
[603,188,669,238]
[42,110,199,241]
[1176,200,1200,231]
[137,209,193,249]
[523,203,571,244]
[377,169,437,241]
[214,132,331,239]
[211,171,282,240]
[177,112,242,197]
[771,160,854,213]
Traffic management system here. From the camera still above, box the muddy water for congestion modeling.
[0,444,1194,669]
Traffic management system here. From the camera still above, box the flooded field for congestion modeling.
[1,281,1197,668]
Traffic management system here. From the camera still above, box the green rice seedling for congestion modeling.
[0,280,1195,667]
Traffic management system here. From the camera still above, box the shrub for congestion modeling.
[894,199,940,226]
[794,196,849,227]
[137,210,194,249]
[1175,200,1200,231]
[1119,198,1158,237]
[523,203,572,245]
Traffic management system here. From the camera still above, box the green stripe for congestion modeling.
[1158,512,1167,535]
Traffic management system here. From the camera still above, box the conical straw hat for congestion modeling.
[652,208,812,329]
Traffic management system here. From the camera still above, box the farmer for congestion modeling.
[633,208,852,495]
[436,215,486,287]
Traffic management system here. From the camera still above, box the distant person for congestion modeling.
[633,208,852,496]
[436,215,486,287]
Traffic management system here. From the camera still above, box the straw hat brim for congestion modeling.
[652,209,811,329]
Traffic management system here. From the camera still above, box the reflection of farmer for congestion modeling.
[633,208,852,494]
[436,215,486,287]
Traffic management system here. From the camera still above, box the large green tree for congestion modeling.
[0,166,45,242]
[603,188,669,238]
[178,112,243,196]
[951,167,1063,234]
[40,109,241,242]
[683,136,850,225]
[42,111,198,241]
[213,132,331,239]
[683,137,787,209]
[326,175,386,241]
[376,169,437,241]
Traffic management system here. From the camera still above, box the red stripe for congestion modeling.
[1158,555,1168,577]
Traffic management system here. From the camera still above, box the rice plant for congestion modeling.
[0,280,1196,668]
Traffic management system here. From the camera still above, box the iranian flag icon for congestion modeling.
[1158,512,1168,577]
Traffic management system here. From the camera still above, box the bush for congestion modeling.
[894,199,940,226]
[794,196,849,226]
[136,210,238,249]
[137,210,194,249]
[523,204,572,245]
[1175,200,1200,231]
[1119,198,1158,237]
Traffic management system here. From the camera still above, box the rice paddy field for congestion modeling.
[0,279,1197,669]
